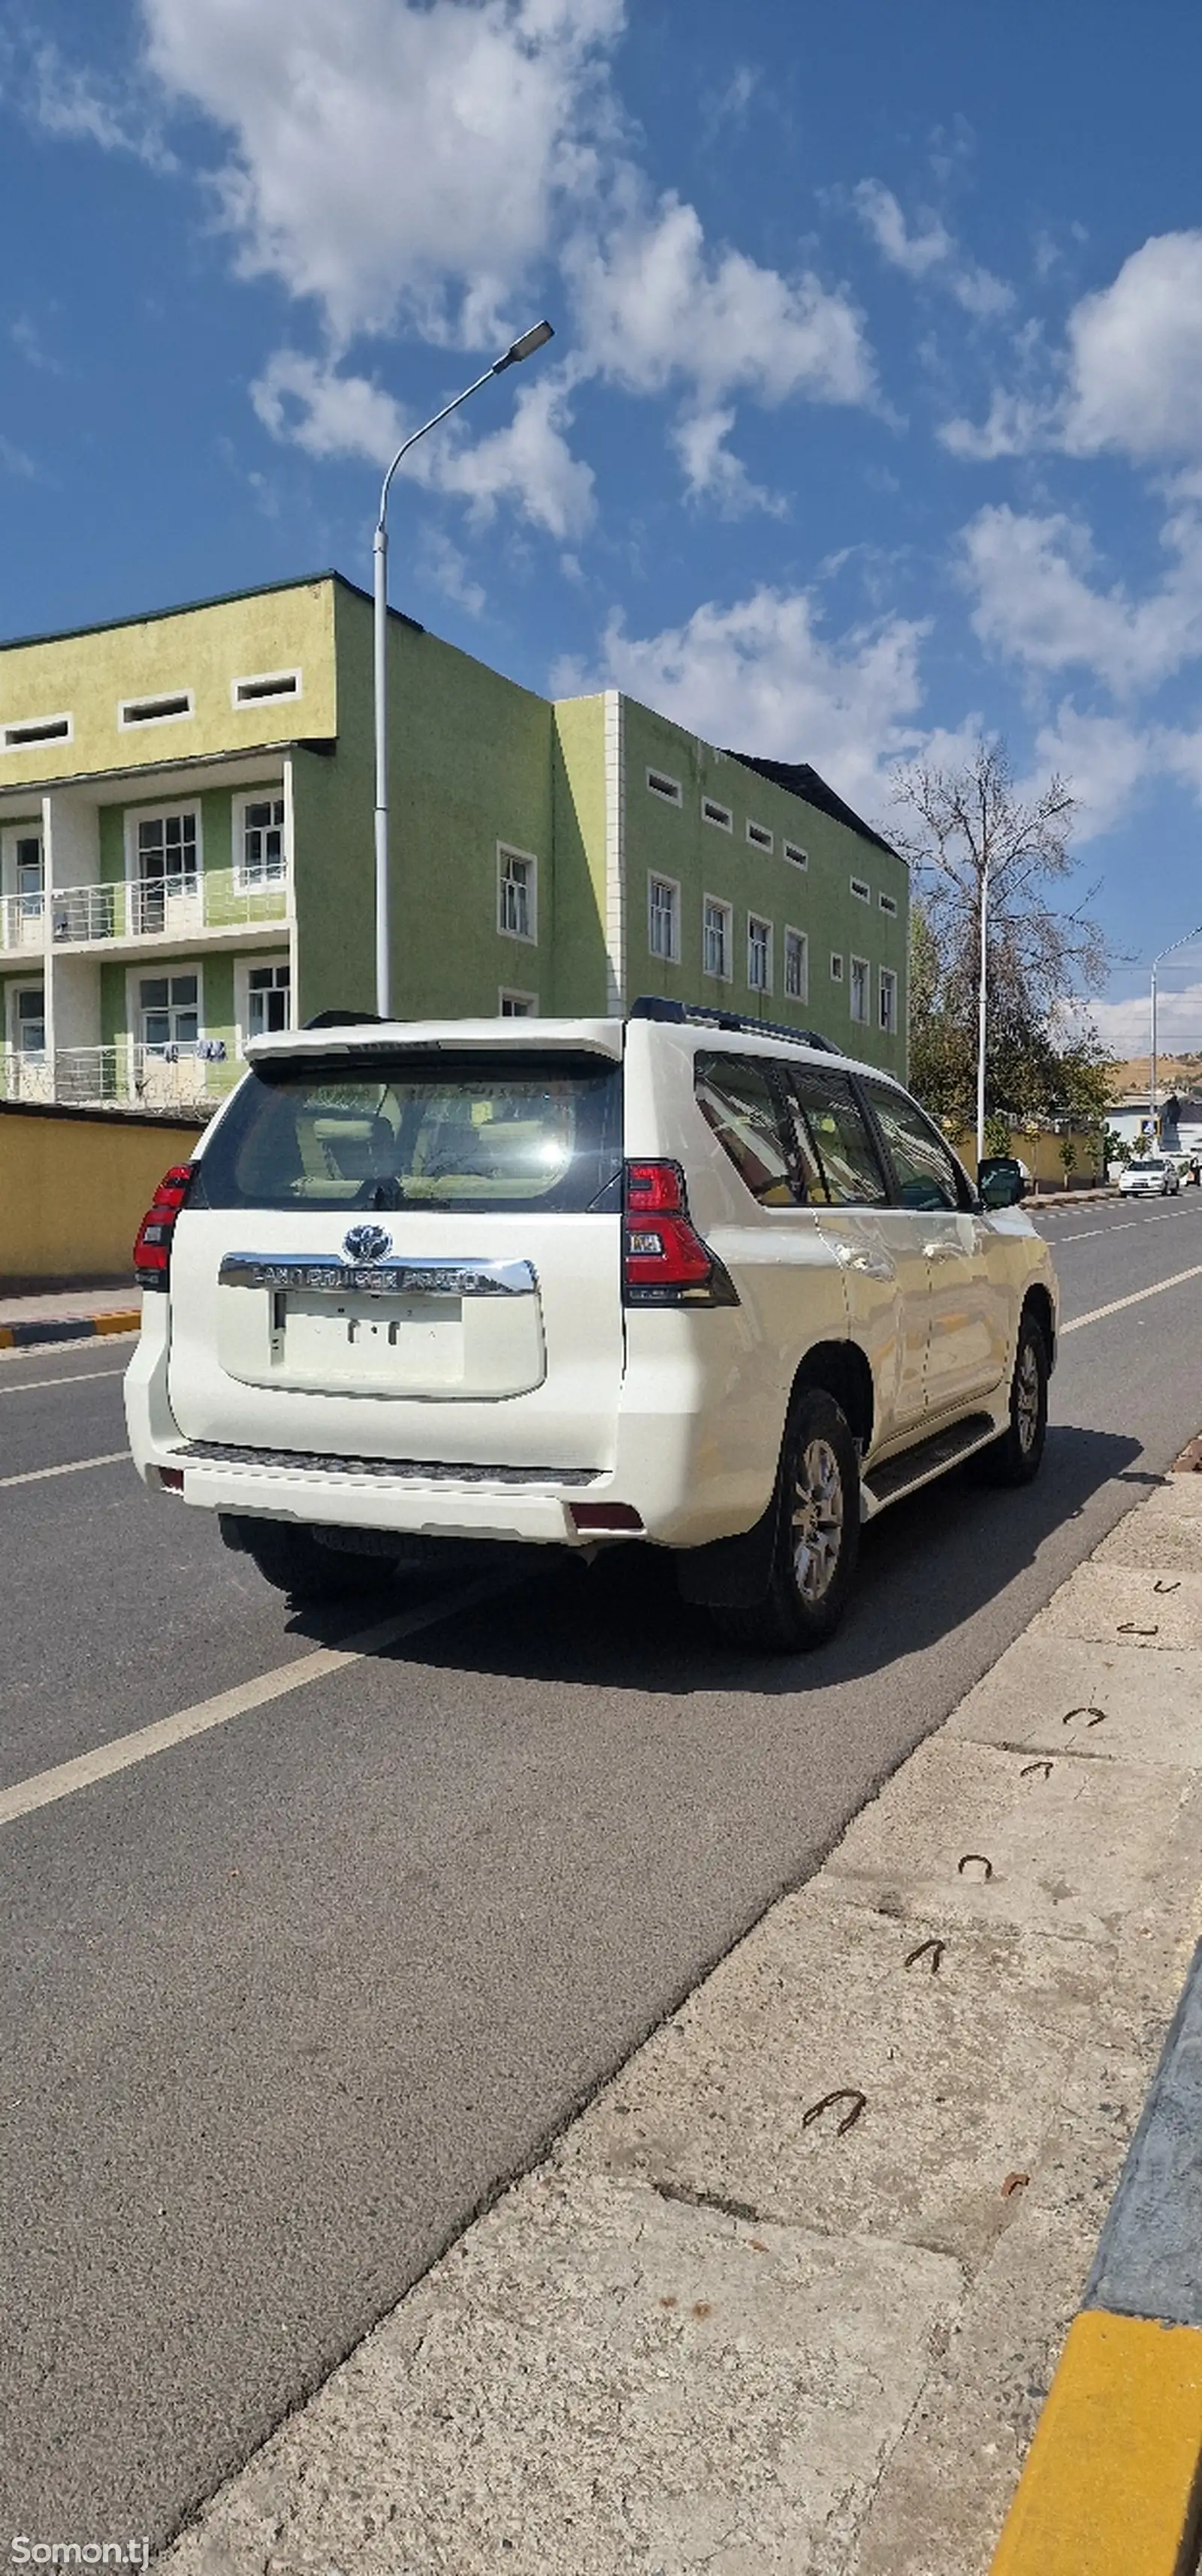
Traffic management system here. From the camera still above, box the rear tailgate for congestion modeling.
[166,1036,625,1472]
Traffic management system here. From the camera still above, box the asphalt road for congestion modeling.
[3,1191,1202,2550]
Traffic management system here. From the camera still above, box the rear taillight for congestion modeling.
[623,1161,737,1306]
[133,1162,195,1291]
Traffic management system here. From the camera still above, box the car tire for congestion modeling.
[711,1387,861,1653]
[219,1514,392,1602]
[974,1311,1049,1488]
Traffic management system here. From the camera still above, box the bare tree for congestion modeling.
[889,739,1111,1138]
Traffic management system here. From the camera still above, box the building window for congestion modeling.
[235,793,286,888]
[140,972,199,1052]
[647,768,682,806]
[747,914,772,992]
[2,712,71,752]
[879,967,898,1035]
[850,876,871,903]
[128,806,200,935]
[830,953,844,981]
[850,956,869,1024]
[498,844,537,942]
[702,798,732,832]
[14,986,45,1053]
[747,820,773,852]
[119,690,194,729]
[703,896,732,980]
[500,989,538,1016]
[233,669,301,708]
[784,841,808,868]
[247,962,291,1037]
[879,891,898,917]
[648,873,680,962]
[784,927,808,1001]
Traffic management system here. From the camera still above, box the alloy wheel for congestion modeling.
[791,1436,844,1602]
[1016,1338,1041,1454]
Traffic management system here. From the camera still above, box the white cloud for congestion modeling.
[943,230,1202,466]
[418,527,487,617]
[1090,982,1202,1056]
[566,186,876,412]
[556,586,928,811]
[669,407,782,517]
[252,349,594,537]
[1063,232,1202,461]
[1028,704,1154,841]
[143,0,624,342]
[962,502,1202,696]
[853,180,1012,318]
[15,36,177,170]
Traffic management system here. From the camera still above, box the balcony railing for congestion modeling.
[0,892,47,954]
[0,1044,242,1116]
[40,866,288,947]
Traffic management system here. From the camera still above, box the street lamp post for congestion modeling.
[372,320,554,1019]
[1149,924,1202,1147]
[974,850,989,1168]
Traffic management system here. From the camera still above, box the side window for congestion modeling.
[787,1069,888,1206]
[694,1052,807,1206]
[865,1083,963,1212]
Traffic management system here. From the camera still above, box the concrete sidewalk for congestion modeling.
[0,1285,140,1349]
[162,1464,1202,2576]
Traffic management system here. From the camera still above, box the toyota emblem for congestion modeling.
[343,1223,393,1263]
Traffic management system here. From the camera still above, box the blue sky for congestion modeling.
[4,0,1202,1049]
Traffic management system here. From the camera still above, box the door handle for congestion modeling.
[833,1243,895,1281]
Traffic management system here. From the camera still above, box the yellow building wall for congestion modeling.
[0,578,338,790]
[955,1125,1105,1187]
[0,1107,204,1284]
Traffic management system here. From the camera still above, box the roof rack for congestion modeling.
[304,1007,386,1029]
[629,995,839,1051]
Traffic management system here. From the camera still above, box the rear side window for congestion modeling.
[194,1052,623,1214]
[786,1069,889,1206]
[863,1082,965,1212]
[694,1053,805,1206]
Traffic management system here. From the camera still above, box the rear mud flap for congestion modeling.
[675,1487,782,1609]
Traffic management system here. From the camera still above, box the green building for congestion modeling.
[0,572,908,1116]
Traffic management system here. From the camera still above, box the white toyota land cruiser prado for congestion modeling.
[125,998,1059,1650]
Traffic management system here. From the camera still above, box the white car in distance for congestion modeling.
[125,1000,1060,1650]
[1119,1155,1179,1197]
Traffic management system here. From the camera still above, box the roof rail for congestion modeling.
[628,995,840,1051]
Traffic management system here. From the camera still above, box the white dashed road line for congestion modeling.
[0,1450,130,1490]
[1062,1261,1202,1336]
[0,1570,519,1832]
[0,1368,124,1399]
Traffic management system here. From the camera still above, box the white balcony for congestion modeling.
[44,865,288,950]
[0,1043,242,1116]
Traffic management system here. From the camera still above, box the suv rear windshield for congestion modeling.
[193,1051,624,1215]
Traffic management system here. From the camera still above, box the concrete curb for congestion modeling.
[0,1308,140,1351]
[990,1943,1202,2573]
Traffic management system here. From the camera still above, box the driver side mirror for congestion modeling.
[980,1164,1025,1209]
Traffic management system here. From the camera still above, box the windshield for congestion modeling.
[193,1050,624,1215]
[1130,1159,1162,1171]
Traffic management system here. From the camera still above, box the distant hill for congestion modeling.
[1108,1054,1202,1098]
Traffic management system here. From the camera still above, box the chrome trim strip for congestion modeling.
[218,1253,537,1298]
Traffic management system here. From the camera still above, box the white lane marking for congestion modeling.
[0,1450,129,1490]
[1053,1222,1137,1243]
[0,1572,516,1831]
[0,1368,123,1398]
[1062,1261,1202,1336]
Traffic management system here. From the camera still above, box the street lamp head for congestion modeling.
[494,319,554,373]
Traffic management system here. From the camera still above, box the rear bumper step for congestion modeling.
[176,1439,600,1486]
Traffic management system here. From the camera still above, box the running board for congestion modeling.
[859,1415,999,1519]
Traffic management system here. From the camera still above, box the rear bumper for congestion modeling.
[157,1443,611,1546]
